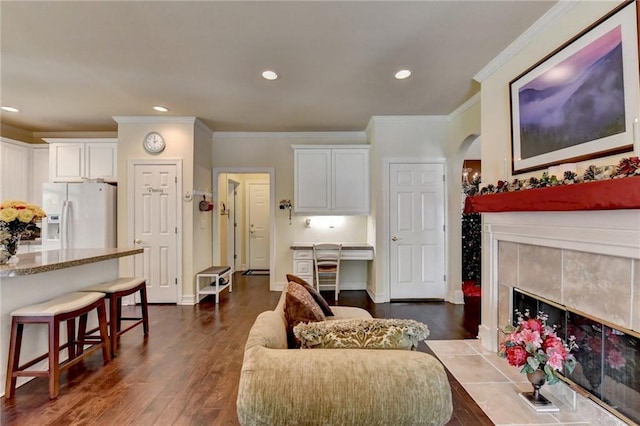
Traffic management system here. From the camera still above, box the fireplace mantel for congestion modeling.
[464,176,640,214]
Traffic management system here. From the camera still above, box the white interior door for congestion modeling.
[247,181,270,270]
[133,163,178,303]
[389,163,446,299]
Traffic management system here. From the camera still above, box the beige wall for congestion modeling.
[114,117,212,301]
[366,116,451,302]
[192,121,214,294]
[211,133,369,289]
[480,0,632,185]
[445,98,481,303]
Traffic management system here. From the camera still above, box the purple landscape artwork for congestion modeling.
[518,26,625,160]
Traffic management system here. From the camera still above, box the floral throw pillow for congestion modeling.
[286,273,334,316]
[284,281,326,348]
[293,318,429,351]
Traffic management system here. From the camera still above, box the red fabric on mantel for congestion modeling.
[463,176,640,214]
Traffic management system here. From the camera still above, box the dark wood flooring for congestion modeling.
[1,273,491,425]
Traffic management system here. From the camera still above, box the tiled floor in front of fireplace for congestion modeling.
[426,340,629,426]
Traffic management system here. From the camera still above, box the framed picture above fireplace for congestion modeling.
[509,0,640,174]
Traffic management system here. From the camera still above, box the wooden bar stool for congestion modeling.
[5,292,111,399]
[82,277,149,357]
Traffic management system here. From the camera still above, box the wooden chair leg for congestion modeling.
[5,320,23,398]
[109,295,119,357]
[140,286,149,336]
[96,302,111,363]
[66,318,76,360]
[77,313,88,355]
[48,318,60,399]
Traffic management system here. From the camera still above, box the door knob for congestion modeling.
[391,236,399,241]
[134,238,142,244]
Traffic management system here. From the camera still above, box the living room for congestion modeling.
[2,1,639,425]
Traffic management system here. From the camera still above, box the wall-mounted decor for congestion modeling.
[510,0,640,174]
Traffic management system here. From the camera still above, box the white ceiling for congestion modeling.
[1,1,556,134]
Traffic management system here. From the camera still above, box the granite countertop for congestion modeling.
[290,242,374,250]
[0,248,144,277]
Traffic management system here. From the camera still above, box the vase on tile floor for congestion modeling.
[520,368,558,411]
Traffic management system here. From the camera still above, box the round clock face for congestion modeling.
[143,131,165,153]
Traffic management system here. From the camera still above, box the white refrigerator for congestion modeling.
[41,182,117,250]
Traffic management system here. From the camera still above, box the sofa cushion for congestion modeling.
[284,282,326,347]
[293,318,429,350]
[286,273,334,316]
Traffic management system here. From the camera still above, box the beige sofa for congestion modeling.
[237,291,453,426]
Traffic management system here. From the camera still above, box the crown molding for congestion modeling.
[194,118,213,135]
[370,115,450,123]
[473,0,580,82]
[112,116,198,124]
[212,131,367,142]
[34,131,117,139]
[448,92,480,120]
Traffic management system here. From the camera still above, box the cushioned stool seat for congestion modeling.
[5,292,111,399]
[82,277,149,357]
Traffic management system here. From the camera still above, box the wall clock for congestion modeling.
[143,131,165,154]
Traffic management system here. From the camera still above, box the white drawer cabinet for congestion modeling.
[292,249,314,282]
[45,138,117,182]
[293,145,370,215]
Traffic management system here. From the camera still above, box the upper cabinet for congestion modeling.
[293,145,370,215]
[0,138,49,205]
[45,138,117,182]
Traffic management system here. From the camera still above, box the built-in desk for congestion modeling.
[290,243,374,290]
[0,248,143,397]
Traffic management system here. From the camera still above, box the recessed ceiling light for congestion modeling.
[394,69,412,80]
[1,106,19,112]
[261,70,279,81]
[153,105,169,112]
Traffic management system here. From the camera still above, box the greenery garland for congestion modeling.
[464,156,639,196]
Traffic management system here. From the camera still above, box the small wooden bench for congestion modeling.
[196,266,233,304]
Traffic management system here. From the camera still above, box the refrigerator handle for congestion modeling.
[61,200,69,249]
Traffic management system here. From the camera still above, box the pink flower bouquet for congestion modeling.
[499,310,577,384]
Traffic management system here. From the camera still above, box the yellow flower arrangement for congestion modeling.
[0,200,46,264]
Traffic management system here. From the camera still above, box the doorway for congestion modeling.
[128,160,181,303]
[212,168,275,290]
[246,180,270,271]
[226,179,240,271]
[388,162,446,299]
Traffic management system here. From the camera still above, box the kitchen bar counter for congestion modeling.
[0,247,143,397]
[0,248,143,277]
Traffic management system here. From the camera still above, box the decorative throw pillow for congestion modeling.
[284,281,326,348]
[293,318,429,351]
[286,273,334,316]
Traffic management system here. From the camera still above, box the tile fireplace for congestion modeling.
[479,209,640,424]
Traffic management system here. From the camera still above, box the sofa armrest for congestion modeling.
[237,346,452,426]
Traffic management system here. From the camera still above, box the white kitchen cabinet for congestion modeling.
[45,138,117,182]
[30,146,49,207]
[0,138,50,205]
[0,139,30,201]
[293,145,370,215]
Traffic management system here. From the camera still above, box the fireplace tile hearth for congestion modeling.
[427,340,628,426]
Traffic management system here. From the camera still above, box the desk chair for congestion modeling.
[313,243,342,299]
